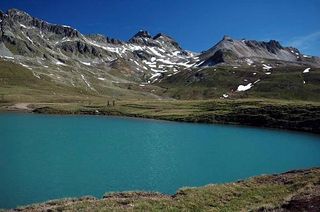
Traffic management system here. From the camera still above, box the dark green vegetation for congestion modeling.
[5,168,319,211]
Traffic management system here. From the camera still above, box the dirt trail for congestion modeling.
[9,103,32,111]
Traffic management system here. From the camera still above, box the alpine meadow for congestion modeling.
[1,1,320,211]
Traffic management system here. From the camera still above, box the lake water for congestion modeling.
[0,113,320,208]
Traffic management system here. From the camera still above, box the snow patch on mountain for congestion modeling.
[303,68,310,73]
[262,64,272,70]
[80,61,91,66]
[237,83,253,92]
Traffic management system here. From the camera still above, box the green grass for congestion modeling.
[1,63,319,133]
[159,66,320,101]
[0,60,161,103]
[0,60,102,103]
[1,61,319,134]
[2,60,320,103]
[10,98,317,133]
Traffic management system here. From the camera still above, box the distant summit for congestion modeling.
[132,30,152,39]
[199,35,320,66]
[0,8,319,92]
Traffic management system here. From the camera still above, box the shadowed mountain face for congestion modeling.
[0,8,320,101]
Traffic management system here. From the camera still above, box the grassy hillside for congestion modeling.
[159,65,320,101]
[5,168,320,211]
[2,60,320,103]
[1,60,320,134]
[0,60,162,103]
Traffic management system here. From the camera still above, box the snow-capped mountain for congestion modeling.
[0,9,199,89]
[0,8,319,97]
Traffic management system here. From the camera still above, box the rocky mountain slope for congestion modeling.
[0,9,197,87]
[0,8,320,101]
[199,35,320,67]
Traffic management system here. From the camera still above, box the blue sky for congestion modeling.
[1,0,320,55]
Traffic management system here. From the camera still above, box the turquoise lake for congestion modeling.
[0,113,320,208]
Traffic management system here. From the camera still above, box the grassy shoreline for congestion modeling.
[2,98,320,134]
[1,100,320,211]
[3,167,319,211]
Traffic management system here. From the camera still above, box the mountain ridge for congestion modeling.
[1,8,319,63]
[1,8,320,101]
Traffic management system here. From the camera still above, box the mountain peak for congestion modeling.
[2,8,80,39]
[153,33,182,50]
[222,35,233,41]
[132,30,152,39]
[267,40,283,49]
[153,33,168,39]
[7,8,30,18]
